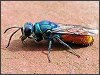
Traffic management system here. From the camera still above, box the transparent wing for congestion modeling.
[52,23,98,36]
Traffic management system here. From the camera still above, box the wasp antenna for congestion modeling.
[6,28,22,48]
[4,27,22,34]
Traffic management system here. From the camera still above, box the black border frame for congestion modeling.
[0,0,99,75]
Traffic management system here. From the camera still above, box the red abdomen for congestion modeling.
[61,34,94,46]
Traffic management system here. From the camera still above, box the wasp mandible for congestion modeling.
[4,20,98,62]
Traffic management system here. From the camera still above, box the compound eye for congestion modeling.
[24,28,31,37]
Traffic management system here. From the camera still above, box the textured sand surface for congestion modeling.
[1,1,99,74]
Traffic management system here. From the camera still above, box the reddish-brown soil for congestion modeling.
[1,1,99,74]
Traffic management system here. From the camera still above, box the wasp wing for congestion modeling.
[52,23,98,36]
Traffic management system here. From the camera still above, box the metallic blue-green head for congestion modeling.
[20,22,35,42]
[4,22,34,48]
[23,22,34,37]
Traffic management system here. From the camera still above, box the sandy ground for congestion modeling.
[1,1,99,74]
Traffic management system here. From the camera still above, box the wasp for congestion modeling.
[4,20,98,62]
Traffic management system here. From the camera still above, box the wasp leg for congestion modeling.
[48,40,52,63]
[55,37,80,58]
[22,40,26,46]
[28,36,33,39]
[20,35,27,46]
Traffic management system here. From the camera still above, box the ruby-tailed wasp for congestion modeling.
[4,20,98,62]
